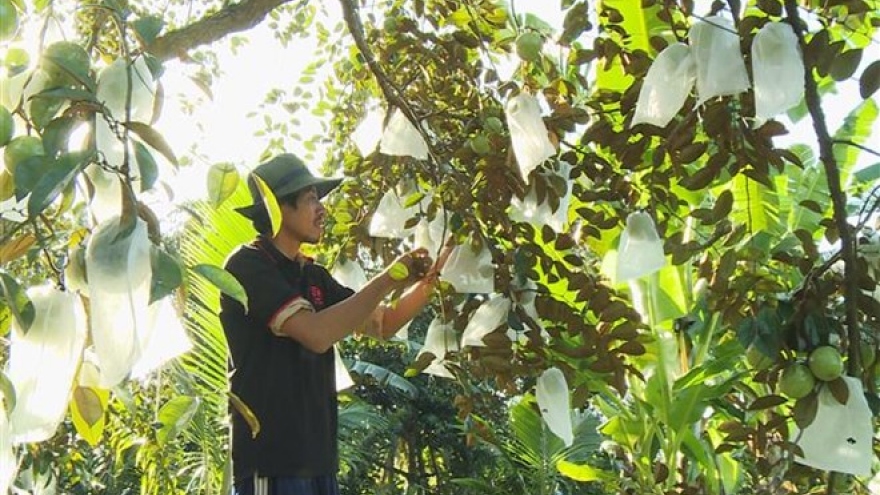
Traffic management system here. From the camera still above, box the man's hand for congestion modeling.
[424,240,455,284]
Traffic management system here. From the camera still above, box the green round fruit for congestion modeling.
[778,363,816,399]
[484,116,503,134]
[383,16,399,33]
[746,345,774,370]
[515,32,543,62]
[388,261,410,281]
[470,134,491,155]
[808,346,844,382]
[0,0,19,41]
[41,41,90,86]
[0,105,13,147]
[4,135,44,173]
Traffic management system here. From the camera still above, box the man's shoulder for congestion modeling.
[224,240,274,271]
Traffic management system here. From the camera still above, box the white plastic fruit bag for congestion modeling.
[536,367,573,446]
[94,117,125,169]
[632,43,696,127]
[352,106,385,157]
[379,108,429,160]
[86,216,154,387]
[7,285,86,444]
[794,376,873,476]
[689,16,750,105]
[440,241,494,294]
[93,57,156,175]
[368,188,418,239]
[332,257,368,291]
[84,161,134,223]
[96,57,156,123]
[461,295,511,348]
[509,161,572,232]
[391,320,411,342]
[752,22,804,121]
[418,317,458,379]
[513,279,549,341]
[413,210,448,256]
[616,211,666,282]
[506,92,556,181]
[334,346,354,392]
[130,297,193,380]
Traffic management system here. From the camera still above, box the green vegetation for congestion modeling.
[0,1,877,494]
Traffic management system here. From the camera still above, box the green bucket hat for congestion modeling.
[235,153,343,219]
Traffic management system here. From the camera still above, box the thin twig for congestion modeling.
[833,139,880,159]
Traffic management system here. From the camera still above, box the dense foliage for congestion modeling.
[0,0,877,494]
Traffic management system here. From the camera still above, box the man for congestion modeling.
[220,153,446,495]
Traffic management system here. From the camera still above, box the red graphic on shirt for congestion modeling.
[309,285,325,309]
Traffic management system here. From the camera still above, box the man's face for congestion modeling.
[280,186,326,244]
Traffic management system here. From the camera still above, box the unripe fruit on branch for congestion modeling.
[808,346,844,382]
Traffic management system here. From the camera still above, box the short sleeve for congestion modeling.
[224,248,306,330]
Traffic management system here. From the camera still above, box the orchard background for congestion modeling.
[0,0,878,494]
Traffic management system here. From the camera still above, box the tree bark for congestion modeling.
[146,0,294,61]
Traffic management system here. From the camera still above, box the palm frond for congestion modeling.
[174,178,256,493]
[350,360,418,398]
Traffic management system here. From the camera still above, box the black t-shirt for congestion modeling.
[219,237,354,480]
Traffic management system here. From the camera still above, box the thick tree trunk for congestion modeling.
[146,0,294,61]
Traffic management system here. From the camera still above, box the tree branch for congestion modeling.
[783,1,862,379]
[833,139,880,159]
[338,0,438,162]
[146,0,292,61]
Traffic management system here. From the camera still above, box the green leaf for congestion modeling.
[556,459,615,482]
[30,87,97,104]
[27,151,90,218]
[747,394,787,411]
[0,370,16,413]
[252,173,282,237]
[42,51,95,91]
[559,1,590,46]
[717,451,744,495]
[28,95,65,130]
[132,15,165,46]
[833,98,878,184]
[41,116,79,158]
[829,48,862,82]
[860,60,880,99]
[403,191,425,208]
[732,174,781,235]
[229,392,260,438]
[70,386,108,446]
[680,429,720,494]
[134,141,158,192]
[793,392,819,429]
[207,162,239,207]
[853,162,880,184]
[192,263,248,310]
[157,395,200,446]
[595,0,662,92]
[124,121,179,166]
[150,247,183,304]
[0,272,35,334]
[12,155,52,200]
